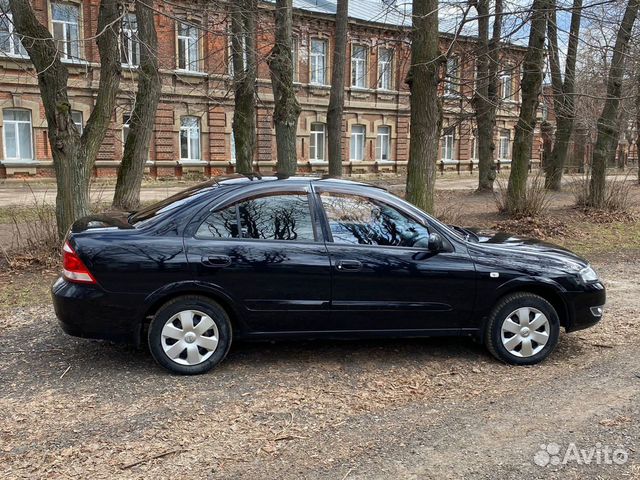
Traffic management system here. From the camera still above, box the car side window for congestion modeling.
[197,193,316,242]
[320,192,430,248]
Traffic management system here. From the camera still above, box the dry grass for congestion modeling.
[494,172,552,218]
[569,172,635,214]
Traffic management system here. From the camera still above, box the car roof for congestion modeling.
[208,174,385,190]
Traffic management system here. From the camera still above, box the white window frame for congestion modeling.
[499,129,511,160]
[470,129,478,161]
[501,68,513,99]
[445,57,459,96]
[376,125,391,162]
[377,47,393,90]
[177,21,200,72]
[309,122,326,162]
[121,12,140,68]
[441,128,455,162]
[230,131,236,163]
[291,35,298,82]
[310,38,327,85]
[351,44,368,88]
[180,116,201,162]
[350,124,366,161]
[51,2,81,61]
[71,110,83,135]
[0,5,27,57]
[3,108,33,162]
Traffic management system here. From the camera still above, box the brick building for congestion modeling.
[0,0,536,179]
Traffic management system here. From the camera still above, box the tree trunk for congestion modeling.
[637,65,640,184]
[473,0,502,192]
[327,0,348,177]
[405,0,442,214]
[113,0,161,211]
[268,0,301,176]
[505,0,550,215]
[544,0,582,191]
[10,0,122,238]
[588,0,639,207]
[231,0,257,175]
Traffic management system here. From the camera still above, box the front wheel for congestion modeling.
[148,296,232,375]
[485,292,560,365]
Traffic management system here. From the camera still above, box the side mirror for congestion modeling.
[428,233,444,252]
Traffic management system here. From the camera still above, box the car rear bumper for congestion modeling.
[51,277,142,344]
[564,282,606,333]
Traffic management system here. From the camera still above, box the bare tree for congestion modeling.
[268,0,301,176]
[588,0,639,207]
[544,0,582,191]
[505,0,550,215]
[231,0,257,175]
[327,0,348,178]
[637,63,640,184]
[406,0,442,214]
[112,0,161,211]
[472,0,503,192]
[9,0,122,238]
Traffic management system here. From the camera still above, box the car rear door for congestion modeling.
[313,185,476,333]
[184,184,332,334]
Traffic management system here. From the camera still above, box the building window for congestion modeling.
[291,35,298,82]
[445,57,459,95]
[470,129,478,160]
[350,124,366,161]
[309,122,325,162]
[180,116,201,161]
[500,67,513,99]
[310,38,327,85]
[499,129,511,160]
[52,2,80,61]
[122,112,131,147]
[228,29,247,76]
[177,21,200,72]
[121,13,140,67]
[0,1,26,56]
[71,110,83,134]
[441,127,455,162]
[376,125,391,162]
[3,109,33,161]
[351,45,367,88]
[377,47,393,90]
[230,131,236,163]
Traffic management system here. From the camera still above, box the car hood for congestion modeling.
[465,228,589,272]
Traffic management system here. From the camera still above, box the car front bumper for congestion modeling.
[51,277,143,344]
[564,282,606,333]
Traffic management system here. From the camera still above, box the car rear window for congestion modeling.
[129,181,218,225]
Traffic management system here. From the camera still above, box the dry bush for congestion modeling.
[435,203,463,225]
[1,187,59,269]
[494,172,552,218]
[569,173,634,214]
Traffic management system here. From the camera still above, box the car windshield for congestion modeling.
[129,180,219,224]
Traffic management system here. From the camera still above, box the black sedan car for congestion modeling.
[52,175,605,374]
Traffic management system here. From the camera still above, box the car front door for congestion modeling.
[184,185,331,334]
[314,187,476,333]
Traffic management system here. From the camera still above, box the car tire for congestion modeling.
[484,292,560,365]
[148,295,232,375]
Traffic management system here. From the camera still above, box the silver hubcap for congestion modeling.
[500,307,550,358]
[161,310,219,366]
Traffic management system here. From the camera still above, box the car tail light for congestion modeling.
[62,242,96,284]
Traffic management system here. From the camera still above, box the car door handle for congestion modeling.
[201,255,232,268]
[336,260,362,272]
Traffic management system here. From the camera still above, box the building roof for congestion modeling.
[290,0,412,27]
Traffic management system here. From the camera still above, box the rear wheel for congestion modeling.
[148,296,232,374]
[485,292,560,365]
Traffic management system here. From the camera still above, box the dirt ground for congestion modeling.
[1,174,639,479]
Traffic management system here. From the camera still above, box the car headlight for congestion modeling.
[579,265,599,283]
